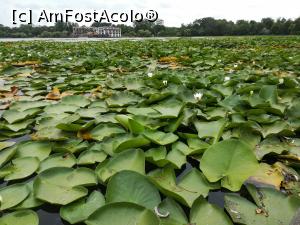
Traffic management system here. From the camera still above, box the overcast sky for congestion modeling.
[1,0,299,27]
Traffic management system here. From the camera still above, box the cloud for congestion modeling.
[0,0,299,27]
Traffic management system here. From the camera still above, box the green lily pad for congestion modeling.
[60,191,105,224]
[106,91,142,107]
[157,197,189,225]
[194,119,226,144]
[90,123,126,141]
[225,184,300,225]
[0,210,39,225]
[61,95,90,107]
[37,153,76,173]
[2,108,40,124]
[77,150,107,165]
[0,141,15,151]
[44,103,80,114]
[106,170,161,209]
[0,183,30,210]
[96,149,145,183]
[85,202,160,225]
[0,146,17,167]
[190,197,233,225]
[15,141,51,160]
[148,166,217,207]
[14,180,44,209]
[0,157,40,181]
[33,167,97,205]
[143,130,178,145]
[200,139,259,191]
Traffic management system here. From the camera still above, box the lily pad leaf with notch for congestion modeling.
[60,190,105,224]
[200,139,259,191]
[33,167,97,205]
[194,119,226,144]
[190,197,233,225]
[106,170,161,209]
[148,166,217,207]
[96,149,145,183]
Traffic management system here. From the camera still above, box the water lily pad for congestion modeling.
[2,108,40,124]
[77,150,107,165]
[0,210,39,225]
[15,141,51,160]
[90,123,126,141]
[106,91,142,107]
[190,197,233,225]
[14,180,44,209]
[0,145,17,167]
[157,197,189,225]
[143,130,178,145]
[61,95,90,107]
[85,202,160,225]
[200,139,259,191]
[0,183,30,210]
[148,166,216,207]
[37,153,76,173]
[96,149,145,183]
[194,119,226,144]
[60,191,105,224]
[106,170,161,209]
[225,184,300,225]
[0,157,40,181]
[33,167,97,205]
[0,141,15,151]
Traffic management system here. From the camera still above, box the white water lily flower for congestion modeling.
[194,92,203,101]
[11,53,15,57]
[250,90,254,95]
[147,72,153,77]
[28,53,31,57]
[163,80,168,85]
[68,57,73,60]
[234,64,238,68]
[218,59,222,62]
[279,78,284,84]
[224,76,231,81]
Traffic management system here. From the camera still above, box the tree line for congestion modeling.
[0,17,299,38]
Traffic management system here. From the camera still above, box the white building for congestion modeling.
[73,26,121,38]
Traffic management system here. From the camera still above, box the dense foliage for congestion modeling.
[0,37,300,225]
[0,17,300,38]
